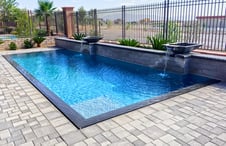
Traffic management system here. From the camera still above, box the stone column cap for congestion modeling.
[62,7,74,10]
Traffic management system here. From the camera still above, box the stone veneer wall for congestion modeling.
[0,36,56,50]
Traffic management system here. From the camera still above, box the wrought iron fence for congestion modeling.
[54,11,65,35]
[73,9,98,36]
[1,0,225,51]
[74,0,226,51]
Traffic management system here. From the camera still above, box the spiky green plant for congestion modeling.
[35,29,47,37]
[33,36,45,47]
[9,42,17,50]
[119,38,140,47]
[73,33,86,40]
[24,39,34,48]
[147,36,168,51]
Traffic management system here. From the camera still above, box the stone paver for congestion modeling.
[0,48,226,145]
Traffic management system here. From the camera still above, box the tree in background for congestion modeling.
[106,20,113,29]
[0,0,18,33]
[35,0,56,36]
[86,9,96,35]
[167,21,180,42]
[13,8,33,37]
[151,21,180,43]
[35,8,44,29]
[0,0,17,21]
[78,6,86,26]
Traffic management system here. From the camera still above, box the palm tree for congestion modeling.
[35,9,43,29]
[35,0,56,36]
[0,0,18,32]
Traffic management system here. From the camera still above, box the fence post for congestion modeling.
[54,12,58,34]
[30,10,35,36]
[27,10,32,37]
[98,21,101,35]
[75,11,79,33]
[163,0,169,40]
[94,9,98,36]
[122,5,126,39]
[62,7,74,38]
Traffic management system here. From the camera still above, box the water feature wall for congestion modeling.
[55,37,226,81]
[55,38,99,55]
[189,54,226,80]
[55,38,88,52]
[96,43,191,74]
[55,38,190,74]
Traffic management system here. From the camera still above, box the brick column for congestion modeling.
[62,7,74,38]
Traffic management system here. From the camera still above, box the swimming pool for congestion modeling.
[5,49,217,128]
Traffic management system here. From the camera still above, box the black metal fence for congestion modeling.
[1,0,225,51]
[73,9,98,36]
[75,0,226,51]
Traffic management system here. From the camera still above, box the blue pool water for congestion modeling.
[10,49,210,119]
[0,35,17,40]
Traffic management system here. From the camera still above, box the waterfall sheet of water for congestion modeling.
[159,48,170,78]
[80,41,84,52]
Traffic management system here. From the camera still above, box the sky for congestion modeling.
[16,0,157,11]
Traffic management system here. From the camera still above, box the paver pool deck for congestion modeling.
[0,48,226,146]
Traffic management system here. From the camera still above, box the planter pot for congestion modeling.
[164,42,202,56]
[83,36,103,44]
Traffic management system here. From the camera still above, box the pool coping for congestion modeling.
[3,50,220,129]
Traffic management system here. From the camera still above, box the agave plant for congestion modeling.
[9,42,17,50]
[147,36,169,51]
[33,36,46,47]
[118,38,140,47]
[73,33,86,40]
[24,39,34,49]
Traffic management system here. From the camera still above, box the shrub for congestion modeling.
[24,39,34,49]
[9,42,17,50]
[147,36,169,51]
[0,39,4,44]
[153,22,180,43]
[33,36,45,47]
[5,27,13,34]
[73,33,86,40]
[119,38,140,47]
[167,22,180,42]
[35,29,47,37]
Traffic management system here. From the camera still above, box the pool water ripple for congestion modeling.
[10,49,211,119]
